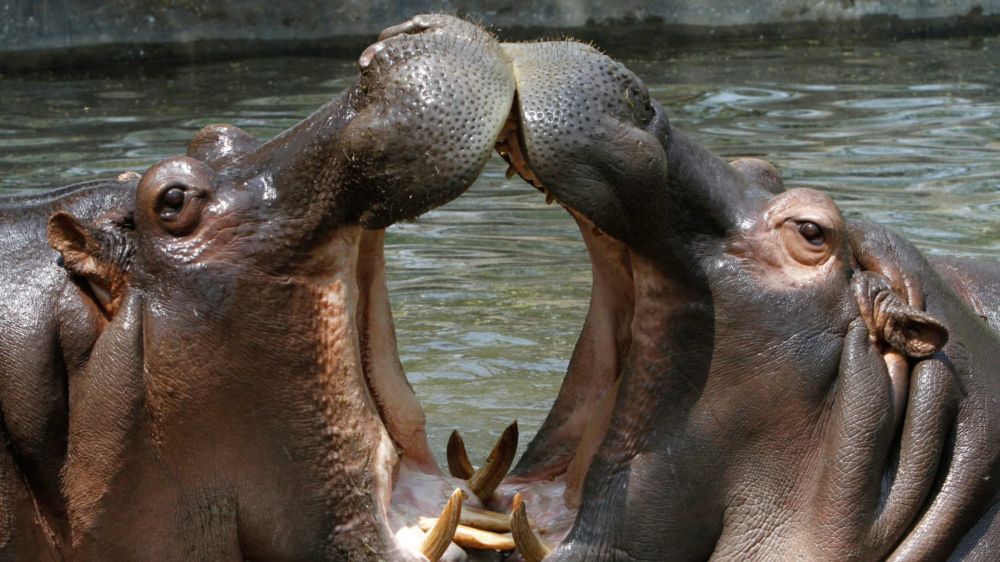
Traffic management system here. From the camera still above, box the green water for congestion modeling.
[1,36,998,464]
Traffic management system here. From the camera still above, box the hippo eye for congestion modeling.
[798,221,825,246]
[160,186,187,216]
[154,182,204,236]
[137,156,214,237]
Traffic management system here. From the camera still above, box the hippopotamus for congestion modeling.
[467,25,999,561]
[0,20,515,560]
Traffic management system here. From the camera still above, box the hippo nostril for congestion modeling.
[377,15,433,41]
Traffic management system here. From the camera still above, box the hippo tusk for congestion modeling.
[459,506,513,533]
[466,422,519,503]
[417,520,516,552]
[419,488,464,562]
[511,493,551,562]
[446,430,475,479]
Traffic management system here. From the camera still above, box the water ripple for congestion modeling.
[0,39,998,461]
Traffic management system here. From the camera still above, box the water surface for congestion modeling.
[1,35,998,463]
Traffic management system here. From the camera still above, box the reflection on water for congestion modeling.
[1,36,998,462]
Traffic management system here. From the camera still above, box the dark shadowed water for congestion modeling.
[1,36,998,464]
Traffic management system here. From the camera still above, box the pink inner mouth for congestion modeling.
[351,225,587,560]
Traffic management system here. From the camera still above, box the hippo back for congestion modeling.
[931,255,1000,334]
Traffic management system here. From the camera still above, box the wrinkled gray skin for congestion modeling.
[492,38,1000,560]
[0,20,513,561]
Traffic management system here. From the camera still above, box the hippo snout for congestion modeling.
[342,16,516,229]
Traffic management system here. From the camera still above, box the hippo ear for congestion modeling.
[882,303,949,358]
[855,271,948,359]
[48,211,132,317]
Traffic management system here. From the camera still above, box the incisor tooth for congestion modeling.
[419,489,464,562]
[446,430,475,480]
[419,506,513,533]
[511,493,551,562]
[461,506,512,533]
[467,422,519,503]
[417,520,516,552]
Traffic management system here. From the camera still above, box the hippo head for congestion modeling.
[485,39,979,560]
[45,19,513,560]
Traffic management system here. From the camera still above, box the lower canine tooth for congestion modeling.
[419,489,464,562]
[447,430,475,479]
[511,493,552,562]
[467,422,519,503]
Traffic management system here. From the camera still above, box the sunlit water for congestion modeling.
[1,36,998,464]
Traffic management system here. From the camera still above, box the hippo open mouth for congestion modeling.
[353,122,585,562]
[357,154,589,562]
[358,22,645,562]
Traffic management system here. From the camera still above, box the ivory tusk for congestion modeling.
[418,520,516,552]
[460,506,512,533]
[447,430,475,479]
[511,493,551,562]
[419,488,464,562]
[467,422,519,503]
